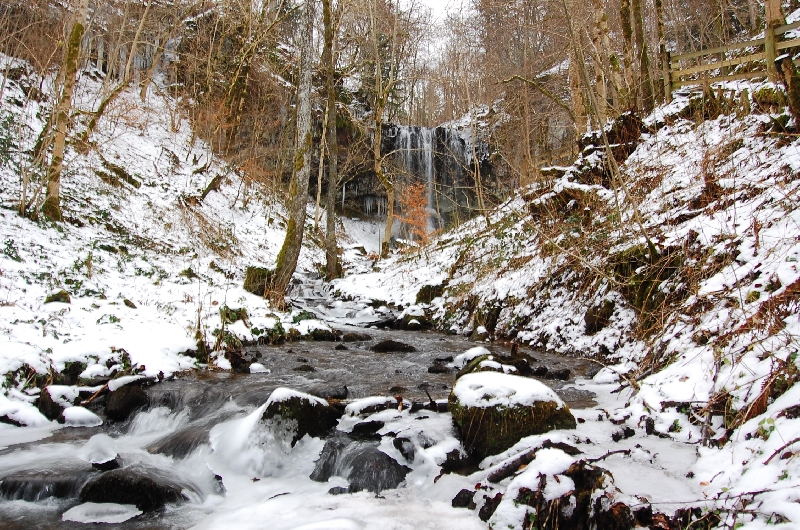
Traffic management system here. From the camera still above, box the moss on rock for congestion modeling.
[243,266,272,297]
[416,283,445,304]
[449,375,576,459]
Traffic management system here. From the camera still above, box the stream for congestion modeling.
[0,281,703,529]
[0,327,598,529]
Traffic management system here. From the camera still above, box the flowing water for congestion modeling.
[0,322,597,529]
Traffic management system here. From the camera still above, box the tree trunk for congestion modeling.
[591,0,609,125]
[619,0,635,112]
[654,0,669,103]
[369,0,401,257]
[569,47,587,138]
[632,0,654,111]
[42,0,88,222]
[268,0,315,307]
[323,0,340,280]
[766,0,785,82]
[374,114,394,256]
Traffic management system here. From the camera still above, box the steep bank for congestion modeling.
[333,82,800,527]
[0,57,346,424]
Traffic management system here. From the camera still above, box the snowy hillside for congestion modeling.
[0,57,339,424]
[333,82,800,527]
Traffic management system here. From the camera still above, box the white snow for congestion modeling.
[249,363,270,374]
[108,376,145,392]
[289,520,365,530]
[62,406,103,427]
[62,502,142,524]
[453,346,490,368]
[266,388,328,408]
[0,18,798,529]
[344,396,398,416]
[452,372,565,408]
[77,433,118,464]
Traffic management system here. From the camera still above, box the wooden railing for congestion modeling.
[666,20,800,98]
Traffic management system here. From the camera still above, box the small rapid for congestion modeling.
[0,324,596,529]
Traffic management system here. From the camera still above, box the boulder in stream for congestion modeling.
[307,384,349,401]
[262,388,341,445]
[105,384,148,421]
[78,467,188,512]
[449,372,576,459]
[310,433,411,494]
[342,332,372,342]
[370,340,416,353]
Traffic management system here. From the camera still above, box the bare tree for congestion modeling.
[42,0,89,221]
[267,0,316,307]
[323,0,341,279]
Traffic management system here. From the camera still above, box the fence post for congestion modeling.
[766,25,778,82]
[663,51,673,103]
[765,0,784,83]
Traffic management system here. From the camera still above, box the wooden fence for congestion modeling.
[666,20,800,99]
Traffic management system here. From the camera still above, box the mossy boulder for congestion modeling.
[449,372,576,459]
[45,289,71,304]
[399,313,430,330]
[416,283,445,304]
[262,388,342,445]
[243,266,272,297]
[456,354,493,378]
[306,327,338,341]
[398,305,430,330]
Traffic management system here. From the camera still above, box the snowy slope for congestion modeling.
[0,58,331,424]
[333,82,800,527]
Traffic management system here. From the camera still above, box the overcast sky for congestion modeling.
[414,0,459,22]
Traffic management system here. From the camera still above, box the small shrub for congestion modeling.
[3,239,23,262]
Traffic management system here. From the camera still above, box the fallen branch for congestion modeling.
[488,440,583,483]
[764,437,800,465]
[79,383,109,406]
[586,449,631,464]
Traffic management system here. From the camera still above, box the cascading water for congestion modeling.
[390,125,474,234]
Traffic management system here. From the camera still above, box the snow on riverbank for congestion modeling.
[0,41,798,529]
[0,61,335,425]
[333,83,800,527]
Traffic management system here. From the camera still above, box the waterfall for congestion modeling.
[353,121,487,231]
[391,126,456,234]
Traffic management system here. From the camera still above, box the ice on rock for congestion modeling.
[63,407,103,427]
[62,502,142,524]
[77,433,118,464]
[355,306,375,318]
